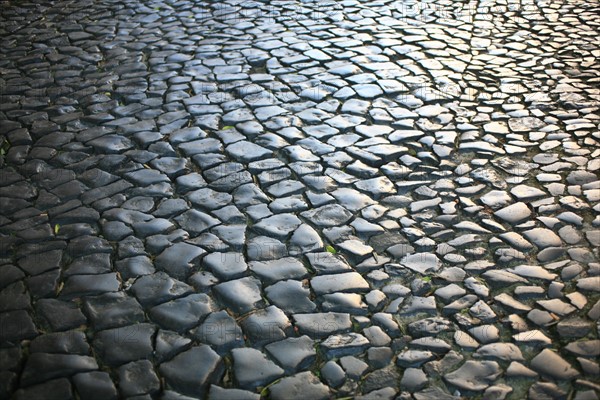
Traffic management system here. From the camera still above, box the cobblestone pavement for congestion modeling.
[1,0,599,398]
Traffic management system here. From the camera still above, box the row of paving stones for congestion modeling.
[1,0,599,399]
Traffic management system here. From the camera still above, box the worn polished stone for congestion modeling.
[0,0,597,397]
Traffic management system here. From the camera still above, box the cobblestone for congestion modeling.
[1,0,599,397]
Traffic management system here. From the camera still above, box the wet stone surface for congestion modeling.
[0,0,599,398]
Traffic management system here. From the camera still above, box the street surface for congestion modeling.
[1,0,599,398]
